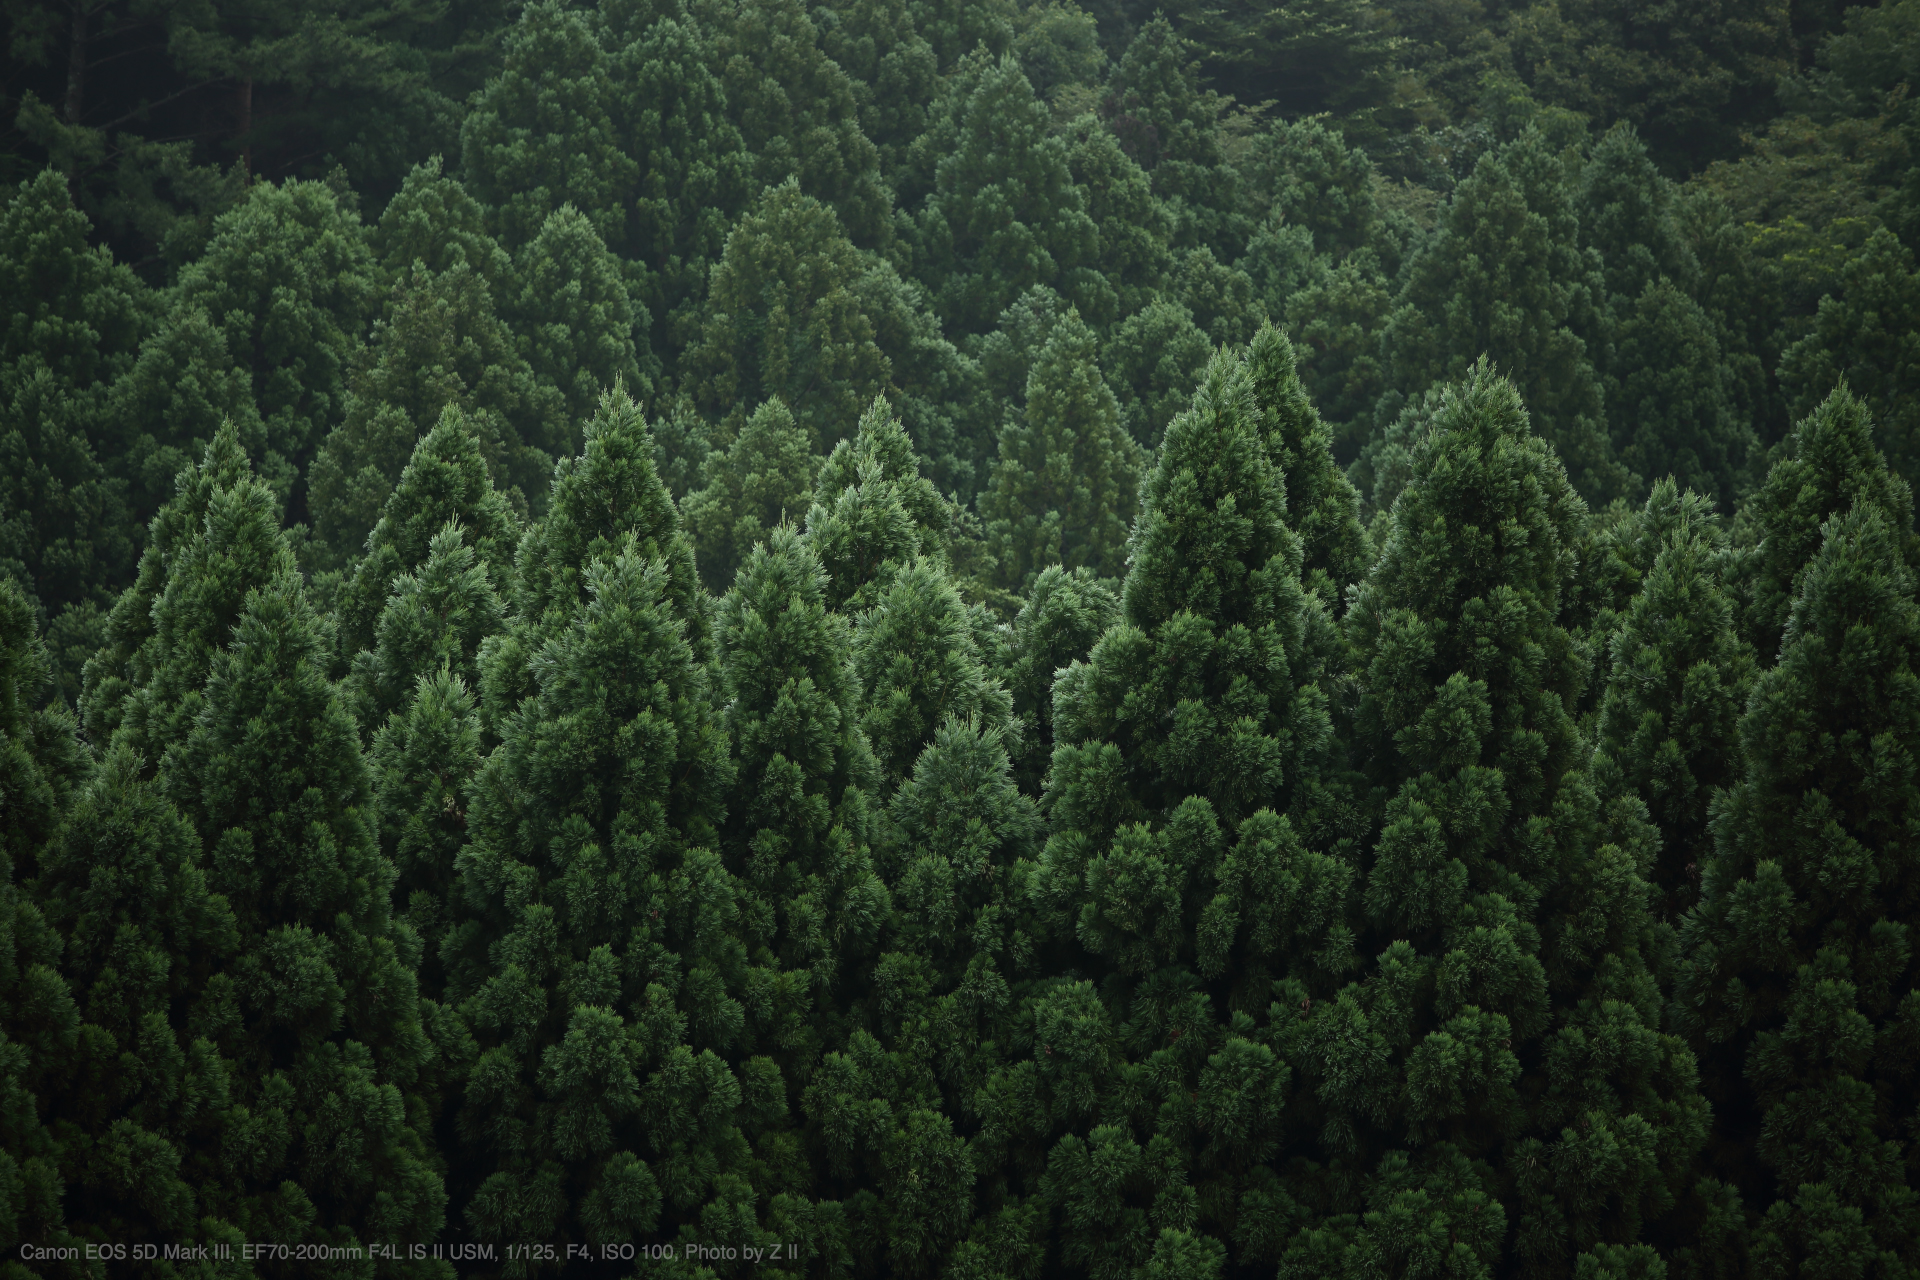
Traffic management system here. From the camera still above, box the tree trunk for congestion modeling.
[237,76,252,179]
[65,0,88,124]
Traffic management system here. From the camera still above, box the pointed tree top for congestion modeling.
[1122,345,1298,633]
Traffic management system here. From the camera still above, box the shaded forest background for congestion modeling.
[2,1,1919,1278]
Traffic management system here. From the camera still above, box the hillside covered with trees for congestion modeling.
[3,1,1919,1277]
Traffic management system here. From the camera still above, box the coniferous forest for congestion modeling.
[2,1,1919,1276]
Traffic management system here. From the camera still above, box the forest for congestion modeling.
[1,0,1918,1276]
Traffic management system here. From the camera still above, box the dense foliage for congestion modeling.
[4,1,1920,1277]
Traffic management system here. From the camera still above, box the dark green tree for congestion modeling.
[1099,17,1244,260]
[1044,341,1340,853]
[1169,0,1401,119]
[104,306,267,533]
[1591,480,1755,921]
[0,168,149,618]
[0,168,148,389]
[1777,227,1920,487]
[909,51,1101,336]
[307,260,562,567]
[368,156,513,290]
[333,405,525,674]
[1000,345,1352,1278]
[979,304,1144,592]
[78,426,293,770]
[685,178,988,496]
[446,529,743,1260]
[1606,278,1754,511]
[804,395,951,612]
[1506,0,1796,173]
[683,180,896,448]
[1677,501,1920,1276]
[694,0,894,246]
[1244,324,1370,605]
[852,557,1014,793]
[505,203,654,424]
[1238,117,1381,259]
[1728,383,1918,661]
[1005,564,1119,794]
[458,2,636,253]
[682,397,817,592]
[1289,362,1706,1278]
[479,388,709,748]
[1576,122,1701,309]
[0,576,89,1263]
[159,553,451,1272]
[1380,131,1629,504]
[1059,109,1174,327]
[603,3,755,349]
[170,177,378,500]
[347,519,508,738]
[810,0,942,179]
[1284,252,1394,460]
[1102,294,1213,450]
[716,523,887,1027]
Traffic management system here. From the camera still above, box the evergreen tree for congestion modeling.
[0,577,89,1263]
[33,741,245,1259]
[480,388,708,747]
[1005,564,1119,794]
[909,52,1101,336]
[347,519,508,737]
[979,304,1144,592]
[1575,123,1700,310]
[1605,278,1753,512]
[1102,295,1213,450]
[458,2,636,254]
[505,204,653,425]
[1244,324,1370,605]
[603,3,755,351]
[0,168,150,617]
[682,397,818,592]
[998,344,1352,1278]
[79,427,294,770]
[852,558,1013,793]
[1,356,136,622]
[694,0,894,247]
[1284,252,1393,459]
[1059,110,1174,327]
[0,169,149,389]
[171,178,379,499]
[1174,246,1264,349]
[1728,384,1918,661]
[717,524,887,1023]
[369,156,514,290]
[1380,131,1630,504]
[155,557,451,1271]
[683,181,896,448]
[1292,362,1706,1278]
[686,178,988,496]
[1777,227,1920,487]
[1045,341,1339,851]
[1591,480,1755,921]
[810,0,942,179]
[1099,18,1244,260]
[1677,501,1920,1275]
[446,520,741,1258]
[334,406,525,674]
[804,712,1040,1277]
[307,260,563,567]
[104,307,268,533]
[805,395,950,612]
[1238,117,1381,259]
